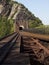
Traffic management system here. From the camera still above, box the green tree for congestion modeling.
[0,17,14,38]
[28,18,43,28]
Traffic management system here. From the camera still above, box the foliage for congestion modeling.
[35,25,49,35]
[28,17,43,28]
[32,25,49,35]
[0,17,14,38]
[8,19,14,33]
[6,0,11,3]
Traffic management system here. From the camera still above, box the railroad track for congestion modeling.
[0,32,19,65]
[20,31,49,65]
[0,32,18,48]
[0,31,49,65]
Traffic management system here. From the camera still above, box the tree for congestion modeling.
[28,18,43,28]
[0,17,14,38]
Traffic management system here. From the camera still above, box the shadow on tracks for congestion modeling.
[20,36,44,65]
[0,32,19,65]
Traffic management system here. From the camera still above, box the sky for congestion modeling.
[14,0,49,25]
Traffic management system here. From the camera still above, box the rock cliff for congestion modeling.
[0,0,43,28]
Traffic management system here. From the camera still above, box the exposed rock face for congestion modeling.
[0,0,43,29]
[8,3,21,19]
[0,0,6,5]
[0,4,3,13]
[0,0,36,20]
[1,4,12,17]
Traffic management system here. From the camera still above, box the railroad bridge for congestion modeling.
[0,30,49,65]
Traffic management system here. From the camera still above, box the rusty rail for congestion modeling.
[0,32,16,41]
[20,36,49,65]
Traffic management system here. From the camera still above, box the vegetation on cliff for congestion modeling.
[0,17,14,38]
[28,17,43,28]
[36,25,49,35]
[0,0,43,27]
[0,0,48,38]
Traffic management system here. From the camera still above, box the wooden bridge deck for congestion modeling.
[0,31,49,65]
[2,34,30,65]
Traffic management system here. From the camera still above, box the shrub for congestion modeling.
[0,17,14,38]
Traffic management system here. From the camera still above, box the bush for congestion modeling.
[35,25,49,35]
[0,17,14,38]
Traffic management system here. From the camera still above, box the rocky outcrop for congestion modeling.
[0,0,43,28]
[0,4,3,13]
[0,0,37,20]
[0,0,7,6]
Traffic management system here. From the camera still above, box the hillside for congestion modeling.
[0,0,43,27]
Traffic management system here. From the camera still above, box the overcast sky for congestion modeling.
[14,0,49,25]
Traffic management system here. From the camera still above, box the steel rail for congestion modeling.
[0,32,16,41]
[0,32,19,65]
